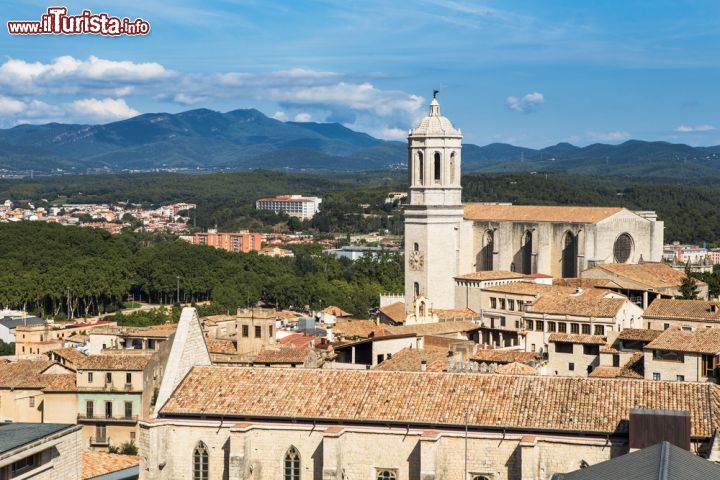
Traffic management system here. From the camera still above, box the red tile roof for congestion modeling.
[161,367,720,438]
[470,350,539,364]
[548,333,607,345]
[643,298,720,322]
[373,348,449,372]
[454,270,526,281]
[645,328,720,354]
[82,451,139,479]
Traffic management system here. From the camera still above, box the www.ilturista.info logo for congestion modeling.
[7,7,150,36]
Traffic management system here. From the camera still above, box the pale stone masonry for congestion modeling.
[0,423,82,480]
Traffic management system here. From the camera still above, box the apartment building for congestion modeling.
[87,323,177,355]
[643,327,720,383]
[255,194,322,220]
[188,230,262,253]
[15,321,115,358]
[642,298,720,331]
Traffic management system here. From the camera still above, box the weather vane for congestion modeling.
[433,89,439,99]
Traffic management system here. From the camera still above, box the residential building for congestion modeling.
[524,294,643,355]
[15,321,115,358]
[0,423,82,480]
[323,245,398,261]
[0,312,45,343]
[643,327,720,382]
[87,324,177,355]
[235,308,278,354]
[642,298,720,331]
[332,334,421,368]
[547,333,606,376]
[581,262,708,307]
[187,230,262,253]
[76,354,153,450]
[255,194,322,219]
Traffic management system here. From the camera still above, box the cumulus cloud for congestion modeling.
[293,112,312,122]
[272,111,287,121]
[675,124,716,132]
[0,55,174,95]
[371,127,408,140]
[588,131,632,142]
[67,98,139,122]
[506,92,544,113]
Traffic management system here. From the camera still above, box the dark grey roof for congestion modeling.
[555,441,720,480]
[0,422,78,454]
[0,316,45,330]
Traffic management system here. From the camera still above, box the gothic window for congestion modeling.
[562,232,577,278]
[413,242,419,252]
[193,442,209,480]
[284,446,300,480]
[414,282,420,297]
[477,230,494,271]
[450,152,456,183]
[613,233,633,263]
[377,470,396,480]
[417,151,424,185]
[520,231,533,274]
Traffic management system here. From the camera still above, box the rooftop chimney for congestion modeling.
[420,360,427,372]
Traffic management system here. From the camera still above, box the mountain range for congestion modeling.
[1,107,720,179]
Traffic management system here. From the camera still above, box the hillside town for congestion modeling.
[2,96,720,480]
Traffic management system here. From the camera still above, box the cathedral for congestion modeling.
[403,95,664,310]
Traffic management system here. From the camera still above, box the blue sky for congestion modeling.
[1,0,720,147]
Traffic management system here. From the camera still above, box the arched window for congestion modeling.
[414,282,420,297]
[471,476,490,480]
[450,152,456,183]
[434,152,441,183]
[521,231,533,274]
[193,442,209,480]
[284,446,300,480]
[477,230,494,271]
[562,232,577,278]
[377,470,396,480]
[613,233,634,263]
[413,242,419,252]
[417,151,424,185]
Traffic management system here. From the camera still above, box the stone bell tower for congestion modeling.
[404,92,465,310]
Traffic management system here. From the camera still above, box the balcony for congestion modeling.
[77,384,141,392]
[78,413,138,424]
[90,436,110,447]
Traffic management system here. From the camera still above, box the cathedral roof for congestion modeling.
[463,204,624,224]
[409,98,461,138]
[160,366,720,438]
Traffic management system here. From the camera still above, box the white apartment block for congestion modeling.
[255,195,322,220]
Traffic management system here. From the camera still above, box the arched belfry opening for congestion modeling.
[434,152,441,183]
[417,151,424,185]
[477,230,494,271]
[520,231,533,274]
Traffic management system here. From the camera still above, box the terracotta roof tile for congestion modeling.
[464,204,624,224]
[645,328,720,354]
[494,362,537,375]
[378,301,406,323]
[253,345,312,364]
[40,373,77,392]
[454,270,526,281]
[373,320,478,337]
[332,319,379,339]
[593,262,704,290]
[548,333,606,345]
[588,366,621,378]
[433,308,477,320]
[617,329,663,342]
[47,347,88,366]
[161,367,720,439]
[528,296,625,317]
[470,350,539,364]
[82,451,139,479]
[643,298,720,322]
[0,360,56,388]
[321,306,352,317]
[373,348,449,372]
[78,354,152,371]
[206,339,236,355]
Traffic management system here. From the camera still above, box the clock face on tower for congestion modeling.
[409,250,424,271]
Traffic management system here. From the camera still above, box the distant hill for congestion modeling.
[1,107,720,178]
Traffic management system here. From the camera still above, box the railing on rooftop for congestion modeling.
[78,413,138,423]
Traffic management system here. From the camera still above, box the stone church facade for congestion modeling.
[404,97,664,310]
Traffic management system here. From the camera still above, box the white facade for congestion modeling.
[255,195,322,220]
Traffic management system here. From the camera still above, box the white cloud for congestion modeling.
[0,95,26,115]
[0,55,174,95]
[66,98,139,122]
[370,127,408,140]
[272,111,288,121]
[506,92,544,113]
[675,124,716,133]
[172,93,204,106]
[587,131,632,142]
[293,112,312,122]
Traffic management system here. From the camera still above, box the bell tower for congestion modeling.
[404,92,465,310]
